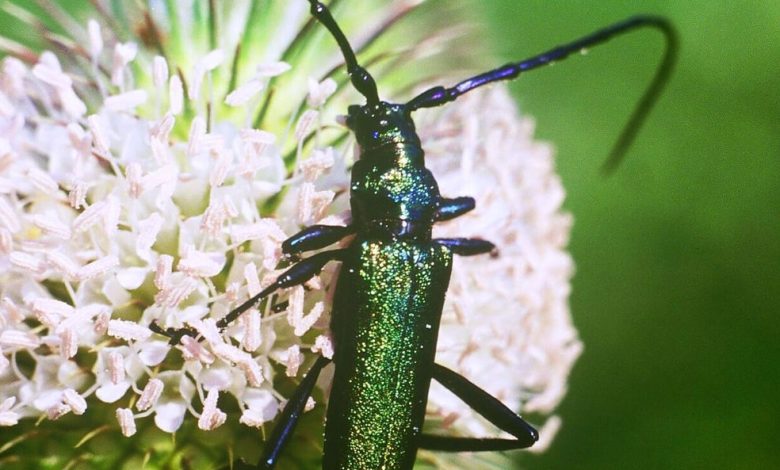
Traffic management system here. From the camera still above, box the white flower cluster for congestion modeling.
[0,41,345,433]
[0,0,579,463]
[423,87,582,456]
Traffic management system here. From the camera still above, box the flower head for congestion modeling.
[0,0,579,467]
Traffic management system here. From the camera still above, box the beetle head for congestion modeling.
[345,102,420,153]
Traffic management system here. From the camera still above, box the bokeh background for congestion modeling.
[480,1,779,469]
[1,1,777,469]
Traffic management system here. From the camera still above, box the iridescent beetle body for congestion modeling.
[324,104,450,469]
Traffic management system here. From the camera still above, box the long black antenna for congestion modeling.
[406,16,678,172]
[308,0,380,105]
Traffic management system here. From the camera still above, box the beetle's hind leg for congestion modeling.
[419,363,538,452]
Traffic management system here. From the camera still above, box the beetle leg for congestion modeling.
[434,238,497,257]
[216,249,345,329]
[435,197,475,222]
[254,356,331,469]
[156,250,345,345]
[418,363,538,452]
[282,224,354,256]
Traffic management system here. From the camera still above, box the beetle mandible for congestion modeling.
[158,1,676,468]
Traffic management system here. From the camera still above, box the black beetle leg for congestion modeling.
[418,363,538,452]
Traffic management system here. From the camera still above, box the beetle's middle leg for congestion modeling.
[154,249,345,344]
[435,197,500,257]
[435,238,498,257]
[419,363,538,452]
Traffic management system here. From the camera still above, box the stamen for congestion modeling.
[46,403,70,420]
[242,308,262,352]
[225,79,264,107]
[32,213,71,239]
[197,388,226,430]
[86,301,109,332]
[107,319,152,342]
[136,378,163,412]
[0,228,10,254]
[300,147,335,182]
[154,255,173,290]
[87,115,111,158]
[307,78,337,108]
[9,251,45,274]
[0,197,20,233]
[1,297,24,324]
[135,212,165,256]
[0,350,9,375]
[295,109,318,142]
[229,220,286,245]
[87,20,103,60]
[77,255,119,282]
[104,89,148,111]
[67,181,88,209]
[284,344,304,377]
[311,334,334,359]
[154,276,198,308]
[187,116,207,157]
[63,389,87,415]
[243,262,261,297]
[209,149,232,187]
[32,297,73,328]
[152,56,169,88]
[169,74,184,115]
[0,330,39,349]
[115,408,136,436]
[111,42,138,88]
[178,246,223,278]
[256,62,291,77]
[46,251,80,279]
[304,397,316,412]
[26,167,59,195]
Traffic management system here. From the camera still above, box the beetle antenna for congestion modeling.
[406,16,678,172]
[308,0,380,105]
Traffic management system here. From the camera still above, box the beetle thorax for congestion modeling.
[347,102,440,240]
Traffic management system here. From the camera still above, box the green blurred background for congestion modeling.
[1,1,778,469]
[481,1,779,469]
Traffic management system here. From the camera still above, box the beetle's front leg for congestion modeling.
[216,249,345,329]
[282,224,354,256]
[155,249,345,344]
[435,197,475,222]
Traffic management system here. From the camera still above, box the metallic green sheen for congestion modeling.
[350,148,439,228]
[323,239,453,470]
[347,103,439,233]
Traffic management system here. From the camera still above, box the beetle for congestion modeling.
[156,1,676,468]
